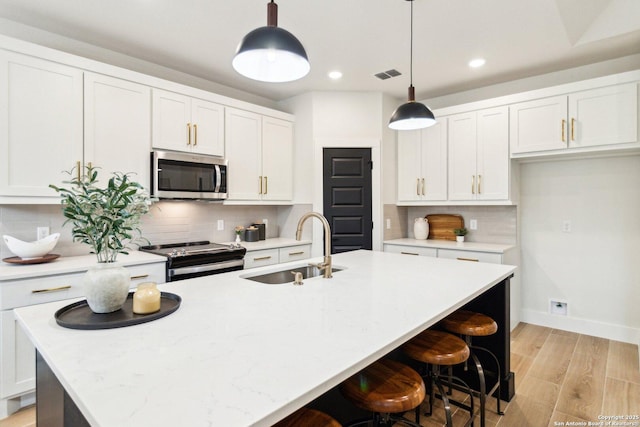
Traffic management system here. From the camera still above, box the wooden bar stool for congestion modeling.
[402,329,477,427]
[339,358,425,427]
[273,407,341,427]
[441,310,504,427]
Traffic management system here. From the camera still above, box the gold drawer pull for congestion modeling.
[561,119,566,142]
[193,123,198,146]
[130,274,149,280]
[457,257,479,262]
[32,285,72,294]
[254,256,272,261]
[400,251,419,256]
[570,118,575,141]
[289,251,305,256]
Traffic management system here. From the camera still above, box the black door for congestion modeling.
[323,148,372,253]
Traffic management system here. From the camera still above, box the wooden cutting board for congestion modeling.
[425,214,464,241]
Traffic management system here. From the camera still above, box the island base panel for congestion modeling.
[36,350,90,427]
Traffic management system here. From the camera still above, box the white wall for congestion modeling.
[519,155,640,343]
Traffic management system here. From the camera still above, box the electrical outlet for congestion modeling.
[562,220,571,233]
[262,218,268,228]
[386,218,391,230]
[37,226,50,240]
[469,219,477,230]
[217,220,224,231]
[550,299,568,316]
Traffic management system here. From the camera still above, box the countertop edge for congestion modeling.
[383,238,515,253]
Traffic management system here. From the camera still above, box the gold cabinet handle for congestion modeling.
[400,251,420,256]
[76,160,81,181]
[457,257,479,262]
[193,124,198,146]
[263,176,268,194]
[416,178,420,196]
[471,175,475,194]
[32,285,72,294]
[478,174,482,194]
[289,251,305,256]
[253,256,272,261]
[570,118,575,141]
[561,119,566,142]
[259,176,263,194]
[130,274,149,280]
[187,123,192,145]
[421,178,425,196]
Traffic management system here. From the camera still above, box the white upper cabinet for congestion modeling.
[152,88,224,157]
[84,73,151,189]
[397,118,447,203]
[0,51,83,198]
[567,83,637,149]
[448,107,509,201]
[261,116,293,201]
[225,107,293,202]
[509,96,567,154]
[510,83,638,155]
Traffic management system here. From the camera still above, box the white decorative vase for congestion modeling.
[413,218,429,240]
[83,263,131,313]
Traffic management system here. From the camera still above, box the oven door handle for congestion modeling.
[168,259,244,278]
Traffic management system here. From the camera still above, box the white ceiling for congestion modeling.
[0,0,639,102]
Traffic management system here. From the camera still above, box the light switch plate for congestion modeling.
[217,220,224,231]
[469,219,477,230]
[37,226,50,240]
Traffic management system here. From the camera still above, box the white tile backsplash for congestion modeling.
[0,202,314,259]
[407,205,517,245]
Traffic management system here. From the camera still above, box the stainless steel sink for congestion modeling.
[242,265,343,284]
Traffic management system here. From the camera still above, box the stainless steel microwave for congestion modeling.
[150,151,228,200]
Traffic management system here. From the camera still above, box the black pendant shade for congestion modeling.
[389,0,436,130]
[233,1,310,83]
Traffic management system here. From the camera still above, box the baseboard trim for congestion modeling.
[521,309,640,345]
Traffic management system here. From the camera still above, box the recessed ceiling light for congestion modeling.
[328,70,343,80]
[469,58,486,68]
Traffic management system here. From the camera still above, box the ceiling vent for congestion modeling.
[374,69,402,80]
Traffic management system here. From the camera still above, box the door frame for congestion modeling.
[311,138,382,257]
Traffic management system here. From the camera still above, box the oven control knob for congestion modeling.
[169,249,178,257]
[179,248,187,256]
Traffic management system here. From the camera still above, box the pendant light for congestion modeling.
[232,1,310,83]
[388,0,436,130]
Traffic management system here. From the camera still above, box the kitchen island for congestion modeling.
[15,250,516,426]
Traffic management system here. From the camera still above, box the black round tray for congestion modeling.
[55,292,181,330]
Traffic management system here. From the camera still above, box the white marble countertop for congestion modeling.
[384,238,515,253]
[0,252,166,282]
[224,237,312,252]
[15,250,516,427]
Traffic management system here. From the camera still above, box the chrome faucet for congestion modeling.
[295,212,332,278]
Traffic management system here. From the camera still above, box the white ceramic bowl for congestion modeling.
[3,233,60,259]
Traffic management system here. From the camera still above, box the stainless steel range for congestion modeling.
[139,241,246,282]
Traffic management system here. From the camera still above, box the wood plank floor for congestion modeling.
[1,323,638,427]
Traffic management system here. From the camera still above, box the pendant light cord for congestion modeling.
[410,0,414,88]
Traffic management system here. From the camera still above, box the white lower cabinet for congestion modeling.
[243,244,312,269]
[0,261,165,417]
[383,244,437,257]
[437,249,503,264]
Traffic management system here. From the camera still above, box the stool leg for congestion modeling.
[432,365,453,427]
[469,351,487,427]
[470,344,505,416]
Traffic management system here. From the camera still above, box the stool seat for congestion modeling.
[273,407,341,427]
[403,330,470,366]
[340,358,426,414]
[441,310,497,336]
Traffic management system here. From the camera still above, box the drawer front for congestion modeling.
[278,245,311,263]
[244,249,279,269]
[437,249,503,264]
[0,262,166,310]
[383,244,437,257]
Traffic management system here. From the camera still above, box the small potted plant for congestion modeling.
[50,164,150,313]
[453,227,468,243]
